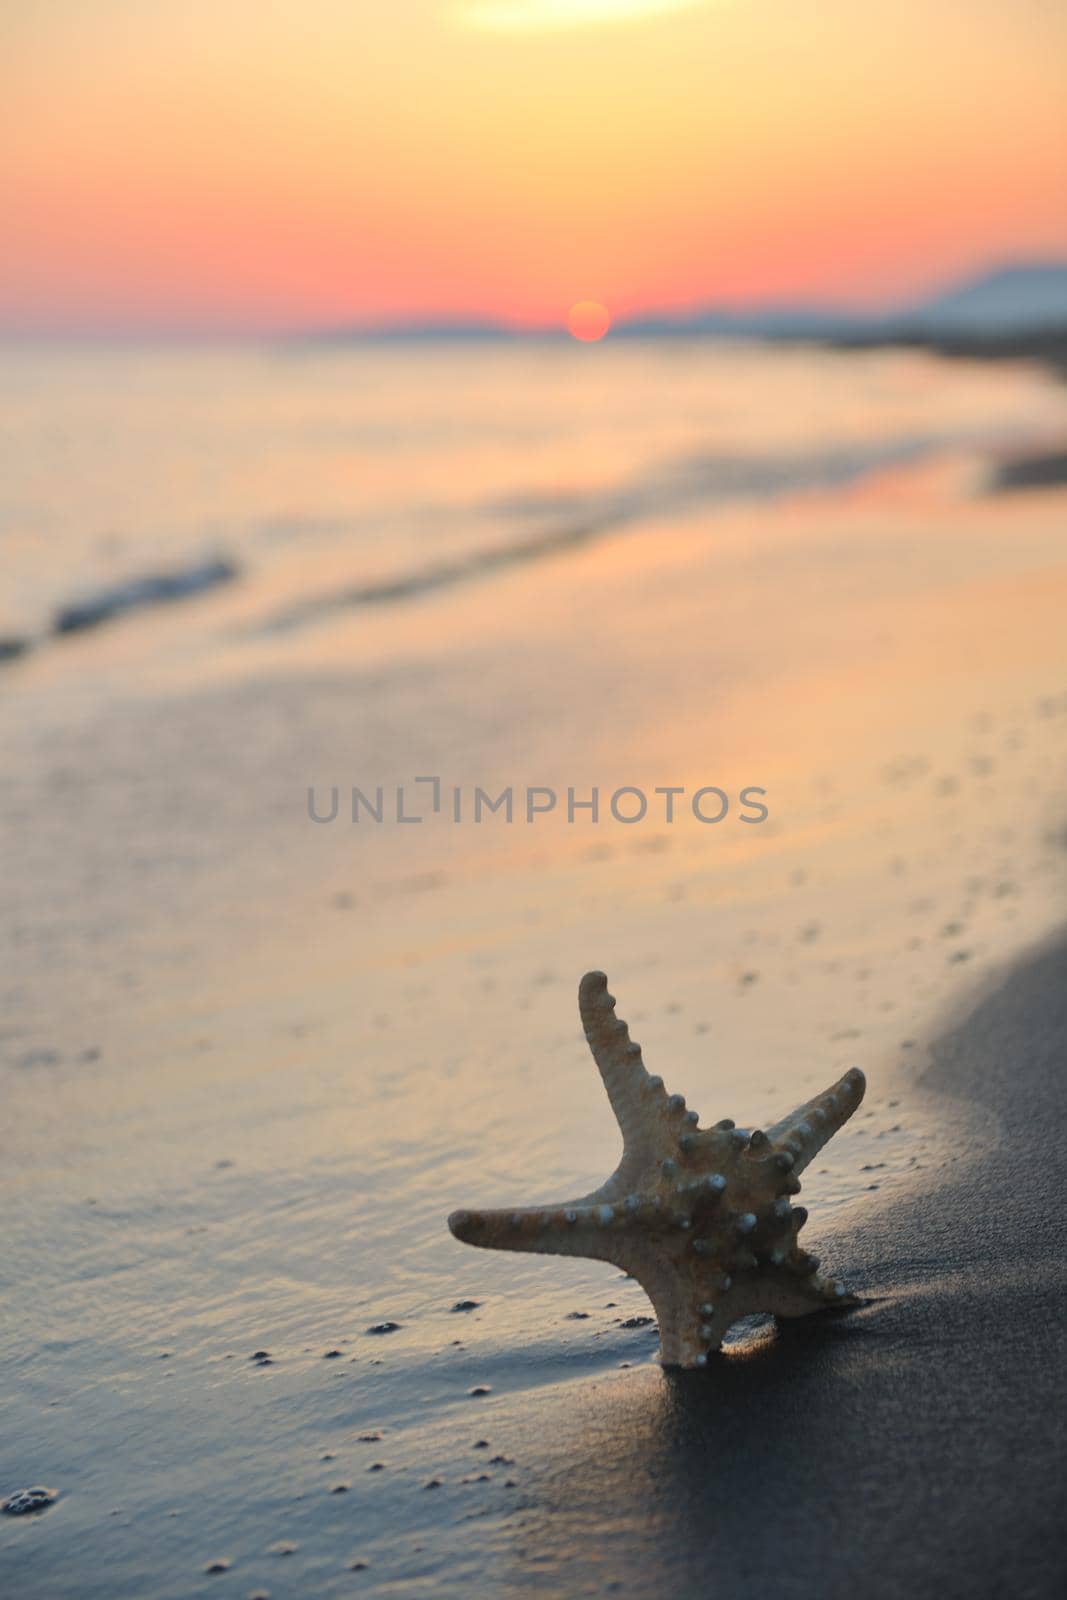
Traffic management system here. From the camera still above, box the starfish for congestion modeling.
[448,971,866,1367]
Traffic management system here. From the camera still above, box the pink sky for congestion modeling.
[2,0,1065,332]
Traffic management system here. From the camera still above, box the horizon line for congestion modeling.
[1,253,1065,342]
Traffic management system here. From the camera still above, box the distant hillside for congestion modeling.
[614,261,1067,342]
[616,304,856,339]
[303,260,1067,344]
[904,262,1067,335]
[302,318,516,343]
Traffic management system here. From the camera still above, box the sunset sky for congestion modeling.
[2,0,1065,332]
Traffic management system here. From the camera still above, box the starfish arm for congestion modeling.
[448,1201,633,1262]
[765,1066,866,1175]
[578,971,661,1178]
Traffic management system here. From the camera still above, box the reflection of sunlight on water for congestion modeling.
[2,340,1063,653]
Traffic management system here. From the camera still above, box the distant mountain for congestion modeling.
[302,317,516,343]
[897,262,1067,336]
[617,303,857,339]
[302,260,1067,345]
[615,261,1067,342]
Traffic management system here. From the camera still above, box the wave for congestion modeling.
[258,432,942,633]
[53,556,238,634]
[0,555,239,670]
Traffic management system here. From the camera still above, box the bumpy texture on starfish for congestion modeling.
[449,971,866,1367]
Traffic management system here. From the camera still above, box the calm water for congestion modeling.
[2,337,1063,651]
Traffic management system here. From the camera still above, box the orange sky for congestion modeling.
[1,0,1065,332]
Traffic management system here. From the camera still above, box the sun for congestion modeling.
[567,301,612,342]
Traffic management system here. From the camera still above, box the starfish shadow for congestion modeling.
[494,1305,879,1595]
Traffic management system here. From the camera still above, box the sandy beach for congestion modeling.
[2,339,1066,1598]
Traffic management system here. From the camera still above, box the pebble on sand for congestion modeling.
[2,1486,58,1516]
[365,1322,401,1335]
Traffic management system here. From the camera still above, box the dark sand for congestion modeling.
[485,935,1067,1599]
